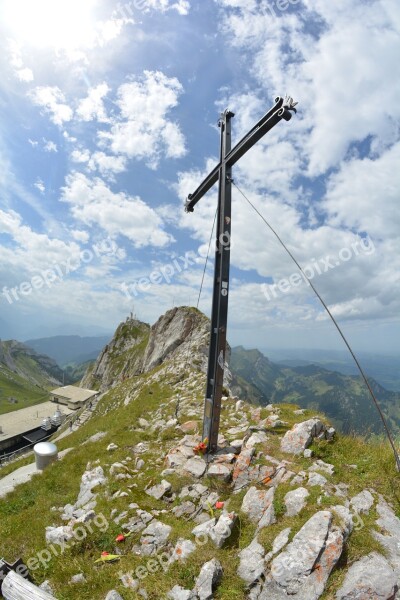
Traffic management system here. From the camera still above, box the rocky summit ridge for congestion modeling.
[0,306,399,600]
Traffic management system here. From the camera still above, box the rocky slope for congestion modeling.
[0,307,399,600]
[0,339,63,388]
[82,307,212,393]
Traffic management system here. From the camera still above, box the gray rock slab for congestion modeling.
[170,538,197,563]
[140,519,172,555]
[270,511,332,593]
[281,419,325,455]
[194,558,223,600]
[237,537,265,585]
[105,592,125,600]
[183,457,207,478]
[209,512,238,548]
[336,552,398,599]
[241,486,275,528]
[349,489,374,514]
[308,472,328,487]
[145,479,172,500]
[372,498,400,575]
[167,586,197,600]
[284,487,309,517]
[207,463,232,482]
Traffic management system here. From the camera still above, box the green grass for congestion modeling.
[0,362,399,600]
[0,368,50,415]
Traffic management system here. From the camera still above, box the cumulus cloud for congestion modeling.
[61,172,174,248]
[29,86,73,126]
[99,70,186,169]
[76,83,111,122]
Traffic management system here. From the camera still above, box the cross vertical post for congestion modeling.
[203,109,234,452]
[185,96,297,454]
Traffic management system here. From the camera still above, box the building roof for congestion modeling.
[0,401,74,443]
[51,385,98,404]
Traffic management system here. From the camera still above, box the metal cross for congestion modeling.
[186,95,298,453]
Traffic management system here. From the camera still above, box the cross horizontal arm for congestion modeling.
[185,96,294,212]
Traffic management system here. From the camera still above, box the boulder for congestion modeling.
[280,419,325,455]
[209,512,238,548]
[237,537,265,585]
[336,552,398,599]
[145,480,172,500]
[270,511,332,592]
[183,457,207,478]
[140,520,172,555]
[241,486,275,528]
[194,558,223,600]
[284,487,309,517]
[349,489,374,514]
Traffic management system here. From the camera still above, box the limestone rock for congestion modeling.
[241,486,275,528]
[270,511,332,592]
[349,489,374,514]
[308,472,328,487]
[105,592,125,600]
[209,512,237,548]
[194,558,223,600]
[284,487,309,517]
[280,419,325,455]
[140,520,172,555]
[167,586,197,600]
[336,552,398,599]
[183,457,207,478]
[372,497,400,575]
[145,480,172,500]
[207,463,232,482]
[70,573,86,584]
[170,538,196,563]
[45,525,74,546]
[75,466,106,509]
[237,537,265,585]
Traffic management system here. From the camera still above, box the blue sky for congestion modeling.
[0,0,399,355]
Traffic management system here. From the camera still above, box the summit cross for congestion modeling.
[185,95,298,453]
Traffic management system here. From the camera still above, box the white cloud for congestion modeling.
[70,229,90,243]
[43,139,58,152]
[87,152,127,177]
[76,83,111,122]
[16,67,34,82]
[29,86,73,126]
[71,149,90,163]
[34,178,45,194]
[143,0,190,15]
[323,142,400,239]
[215,0,400,175]
[99,70,186,168]
[61,172,174,248]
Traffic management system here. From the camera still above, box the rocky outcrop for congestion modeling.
[81,307,210,392]
[281,419,332,454]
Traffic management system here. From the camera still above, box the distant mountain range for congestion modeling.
[264,348,400,392]
[24,335,111,367]
[231,346,400,436]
